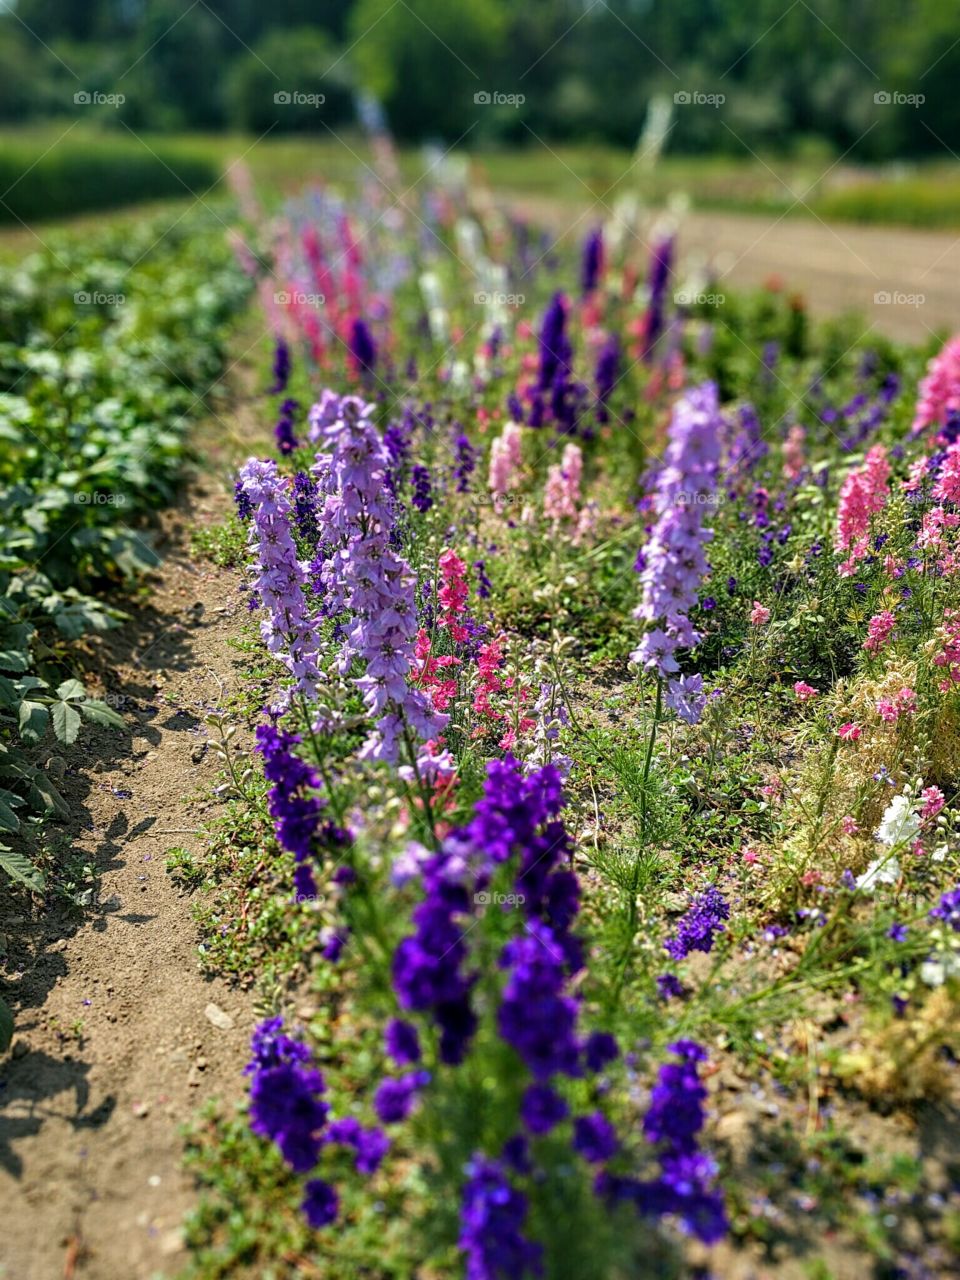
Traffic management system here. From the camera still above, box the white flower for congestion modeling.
[875,794,920,847]
[857,855,900,892]
[920,951,960,988]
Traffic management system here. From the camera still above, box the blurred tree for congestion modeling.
[225,27,353,132]
[350,0,509,139]
[0,0,955,159]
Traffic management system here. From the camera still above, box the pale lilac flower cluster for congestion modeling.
[313,392,448,765]
[237,457,323,704]
[631,382,722,724]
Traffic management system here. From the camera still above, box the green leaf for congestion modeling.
[27,772,69,819]
[0,995,12,1054]
[0,844,43,892]
[78,700,125,730]
[18,700,48,744]
[55,678,85,701]
[51,700,81,745]
[0,794,19,832]
[0,649,29,672]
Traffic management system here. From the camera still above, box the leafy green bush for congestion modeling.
[0,137,219,223]
[0,209,248,899]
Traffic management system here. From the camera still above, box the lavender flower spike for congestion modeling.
[237,457,323,706]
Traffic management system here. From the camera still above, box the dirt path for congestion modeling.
[0,401,261,1279]
[508,195,960,342]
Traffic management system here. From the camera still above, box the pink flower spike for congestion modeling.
[921,785,946,821]
[793,681,818,702]
[863,610,895,654]
[838,723,862,741]
[750,601,771,626]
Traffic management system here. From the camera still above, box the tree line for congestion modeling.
[2,0,957,158]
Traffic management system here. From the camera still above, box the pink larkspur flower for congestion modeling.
[838,723,862,741]
[750,602,771,626]
[863,610,896,654]
[793,681,818,701]
[921,786,946,821]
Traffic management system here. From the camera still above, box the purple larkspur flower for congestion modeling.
[520,1083,569,1135]
[302,1178,338,1228]
[459,1155,543,1280]
[237,457,323,704]
[664,886,729,961]
[631,382,722,724]
[930,887,960,931]
[573,1111,618,1162]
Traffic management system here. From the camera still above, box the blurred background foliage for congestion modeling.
[0,0,956,159]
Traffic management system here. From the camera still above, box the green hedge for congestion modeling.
[0,138,220,223]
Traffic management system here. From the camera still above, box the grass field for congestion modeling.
[3,124,960,233]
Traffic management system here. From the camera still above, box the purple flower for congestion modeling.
[237,458,323,704]
[268,336,291,395]
[643,1040,708,1151]
[247,1020,329,1173]
[385,1018,421,1065]
[459,1155,543,1280]
[887,923,908,942]
[595,333,619,424]
[572,1111,618,1162]
[655,972,686,1001]
[374,1071,430,1124]
[502,1133,532,1174]
[631,383,722,724]
[642,234,673,362]
[930,887,960,931]
[291,470,318,544]
[537,292,567,392]
[581,226,603,294]
[302,1178,338,1228]
[349,317,377,374]
[453,432,477,492]
[325,1117,389,1174]
[312,392,447,764]
[664,673,707,725]
[411,463,433,513]
[255,726,324,892]
[520,1083,569,1135]
[582,1030,619,1073]
[664,886,729,962]
[275,397,300,455]
[234,477,253,521]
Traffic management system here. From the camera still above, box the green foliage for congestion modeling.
[0,137,219,224]
[0,1,954,161]
[0,209,248,898]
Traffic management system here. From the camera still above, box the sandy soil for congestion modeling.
[0,411,260,1280]
[508,195,960,343]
